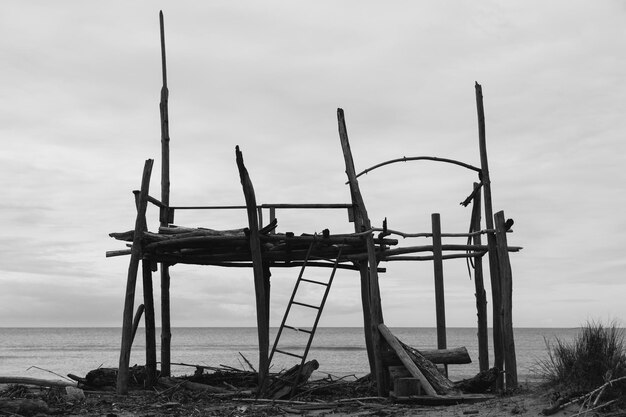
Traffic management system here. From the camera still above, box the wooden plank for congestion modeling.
[142,259,157,387]
[494,211,518,390]
[379,324,437,396]
[471,182,489,372]
[475,82,504,390]
[338,108,386,396]
[117,159,153,394]
[236,146,269,391]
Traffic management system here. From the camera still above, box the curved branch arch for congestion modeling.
[354,156,482,180]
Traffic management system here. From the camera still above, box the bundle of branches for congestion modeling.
[264,360,319,399]
[291,374,376,401]
[189,365,258,389]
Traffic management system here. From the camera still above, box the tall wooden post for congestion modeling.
[117,159,153,394]
[337,108,387,396]
[235,146,270,391]
[471,183,489,372]
[494,211,518,389]
[158,10,172,377]
[431,213,447,370]
[475,82,504,390]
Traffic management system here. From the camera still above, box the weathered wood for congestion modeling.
[431,214,447,359]
[454,367,499,393]
[236,146,269,390]
[395,377,422,396]
[471,182,489,372]
[0,376,76,388]
[159,377,229,393]
[383,346,472,365]
[494,211,517,390]
[385,252,486,261]
[378,324,437,396]
[159,11,172,378]
[397,339,458,394]
[338,108,386,396]
[142,259,157,387]
[266,360,319,399]
[475,81,504,390]
[130,304,145,346]
[117,159,153,394]
[352,243,520,261]
[354,156,482,179]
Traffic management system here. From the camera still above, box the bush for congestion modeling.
[536,321,626,397]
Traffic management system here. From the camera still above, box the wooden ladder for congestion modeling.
[268,241,343,390]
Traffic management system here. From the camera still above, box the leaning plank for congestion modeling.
[0,376,76,388]
[378,324,437,396]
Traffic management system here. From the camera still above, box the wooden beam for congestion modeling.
[117,159,153,394]
[471,182,489,372]
[235,146,269,391]
[338,108,386,396]
[494,211,518,390]
[475,82,504,390]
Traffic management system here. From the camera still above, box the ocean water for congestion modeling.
[0,327,579,382]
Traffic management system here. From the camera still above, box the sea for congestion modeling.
[0,327,579,383]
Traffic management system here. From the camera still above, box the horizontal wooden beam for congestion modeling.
[169,203,353,210]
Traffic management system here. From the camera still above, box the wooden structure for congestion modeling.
[108,12,521,396]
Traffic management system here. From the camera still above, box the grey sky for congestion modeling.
[1,1,624,328]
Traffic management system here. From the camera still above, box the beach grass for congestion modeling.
[536,320,626,400]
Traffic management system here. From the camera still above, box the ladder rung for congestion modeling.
[275,349,303,359]
[300,278,329,286]
[283,325,312,334]
[292,301,321,310]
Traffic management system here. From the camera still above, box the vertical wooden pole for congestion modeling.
[235,146,269,391]
[471,183,489,372]
[475,82,504,390]
[337,108,387,396]
[117,159,153,394]
[142,259,157,387]
[431,213,447,356]
[494,211,518,390]
[158,10,172,378]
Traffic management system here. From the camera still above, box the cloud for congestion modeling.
[1,1,625,328]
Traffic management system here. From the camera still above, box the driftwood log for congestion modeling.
[382,346,471,366]
[265,360,319,399]
[0,376,76,388]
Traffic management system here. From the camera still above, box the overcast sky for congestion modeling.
[1,1,624,329]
